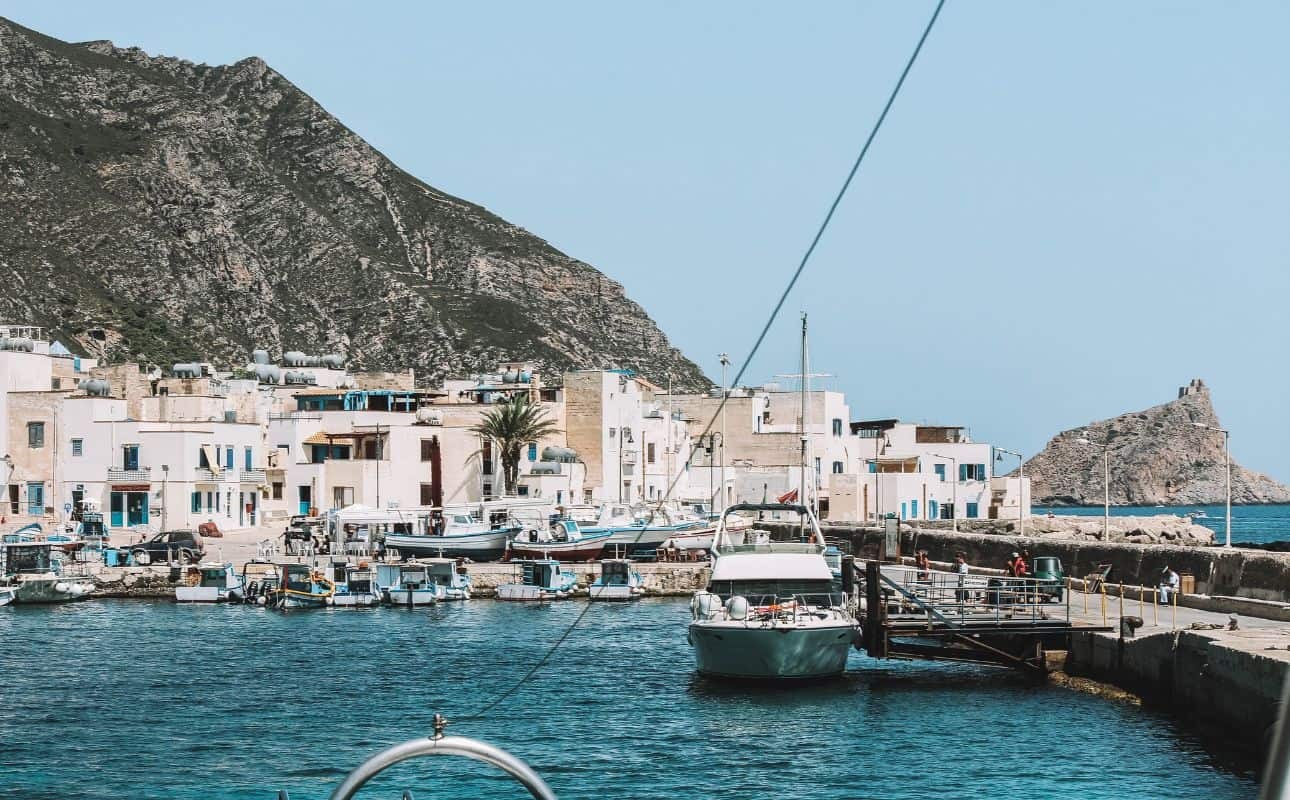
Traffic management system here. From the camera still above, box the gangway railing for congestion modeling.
[877,565,1071,628]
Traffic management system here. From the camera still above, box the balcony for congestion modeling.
[241,469,267,484]
[106,467,151,483]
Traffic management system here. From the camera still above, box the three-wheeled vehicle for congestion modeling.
[1031,556,1065,602]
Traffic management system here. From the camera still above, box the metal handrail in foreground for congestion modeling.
[328,714,557,800]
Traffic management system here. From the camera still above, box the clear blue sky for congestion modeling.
[8,1,1289,480]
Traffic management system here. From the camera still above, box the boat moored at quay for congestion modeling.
[335,502,545,562]
[508,519,613,561]
[0,542,96,604]
[175,562,245,603]
[688,503,859,680]
[497,558,580,601]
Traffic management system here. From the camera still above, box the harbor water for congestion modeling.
[1037,503,1290,546]
[0,599,1258,800]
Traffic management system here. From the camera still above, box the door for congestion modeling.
[126,493,148,526]
[110,492,124,527]
[72,489,85,517]
[298,486,311,515]
[26,482,44,515]
[123,444,139,471]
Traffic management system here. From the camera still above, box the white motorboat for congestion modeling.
[688,504,859,680]
[175,562,245,603]
[589,558,644,601]
[422,558,472,600]
[0,585,16,607]
[0,542,95,603]
[377,563,439,607]
[325,560,381,607]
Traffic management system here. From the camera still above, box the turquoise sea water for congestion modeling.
[1036,504,1290,545]
[0,599,1259,799]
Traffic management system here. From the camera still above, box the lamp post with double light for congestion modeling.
[1192,422,1231,548]
[1075,434,1110,541]
[995,447,1026,537]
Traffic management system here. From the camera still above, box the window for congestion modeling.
[814,457,821,478]
[832,461,844,474]
[122,444,139,471]
[421,439,434,461]
[647,443,656,464]
[271,482,283,500]
[911,499,919,519]
[224,447,234,471]
[215,491,221,512]
[584,489,593,503]
[832,418,843,437]
[191,492,201,513]
[27,422,44,448]
[966,502,980,519]
[517,485,529,497]
[71,438,84,457]
[527,442,538,462]
[420,483,435,505]
[482,482,493,498]
[934,464,946,481]
[51,377,62,390]
[481,440,493,475]
[244,446,253,471]
[199,446,210,469]
[332,487,354,508]
[958,463,987,481]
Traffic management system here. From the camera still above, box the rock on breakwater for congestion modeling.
[916,513,1214,545]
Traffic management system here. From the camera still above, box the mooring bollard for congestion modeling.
[1172,591,1178,631]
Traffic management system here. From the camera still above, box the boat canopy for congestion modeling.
[710,551,833,582]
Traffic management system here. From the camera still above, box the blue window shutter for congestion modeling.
[958,464,967,482]
[977,463,986,480]
[245,447,253,471]
[191,492,200,513]
[528,443,537,461]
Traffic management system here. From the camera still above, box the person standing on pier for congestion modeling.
[915,550,931,581]
[954,553,969,603]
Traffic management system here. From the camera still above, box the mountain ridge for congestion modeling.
[0,16,708,388]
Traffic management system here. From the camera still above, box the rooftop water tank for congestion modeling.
[283,351,307,367]
[503,369,519,384]
[284,371,317,385]
[518,370,532,383]
[320,353,345,369]
[530,462,561,475]
[253,364,281,384]
[416,407,444,426]
[251,349,270,365]
[1,337,34,352]
[541,446,578,463]
[172,362,202,378]
[77,378,111,397]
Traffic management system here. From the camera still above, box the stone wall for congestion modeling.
[776,521,1290,602]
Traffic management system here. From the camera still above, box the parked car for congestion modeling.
[130,530,204,565]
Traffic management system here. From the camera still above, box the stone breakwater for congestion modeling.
[916,514,1214,545]
[85,561,710,599]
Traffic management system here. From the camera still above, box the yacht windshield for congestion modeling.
[708,579,834,600]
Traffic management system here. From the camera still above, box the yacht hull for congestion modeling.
[688,622,856,679]
[385,588,438,607]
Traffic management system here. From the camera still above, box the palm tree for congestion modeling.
[471,396,561,496]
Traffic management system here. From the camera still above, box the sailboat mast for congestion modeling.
[799,313,808,531]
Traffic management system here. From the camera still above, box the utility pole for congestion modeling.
[997,447,1026,537]
[1192,423,1232,547]
[374,423,383,509]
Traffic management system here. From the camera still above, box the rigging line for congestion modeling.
[458,0,946,723]
[652,0,948,507]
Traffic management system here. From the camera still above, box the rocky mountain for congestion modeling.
[1023,379,1290,506]
[0,17,707,388]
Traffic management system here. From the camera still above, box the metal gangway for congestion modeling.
[854,560,1100,674]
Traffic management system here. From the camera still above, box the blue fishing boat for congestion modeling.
[271,563,334,609]
[326,560,381,607]
[496,559,579,601]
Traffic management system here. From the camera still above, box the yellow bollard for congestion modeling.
[1083,580,1089,614]
[1139,585,1145,619]
[1118,583,1124,619]
[1100,582,1107,627]
[1152,587,1158,626]
[1172,590,1178,631]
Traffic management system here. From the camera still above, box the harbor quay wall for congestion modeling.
[784,522,1290,605]
[83,561,710,599]
[1066,629,1290,751]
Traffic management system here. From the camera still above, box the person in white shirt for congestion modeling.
[1159,566,1180,604]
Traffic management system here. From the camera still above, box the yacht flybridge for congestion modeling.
[687,504,858,680]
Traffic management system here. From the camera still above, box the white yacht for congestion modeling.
[688,504,858,680]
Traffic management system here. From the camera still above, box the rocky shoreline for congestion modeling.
[913,513,1214,546]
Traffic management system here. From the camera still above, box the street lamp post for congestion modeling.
[1075,434,1109,541]
[1192,422,1231,547]
[996,447,1026,537]
[929,452,957,533]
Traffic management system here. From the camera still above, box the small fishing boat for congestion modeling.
[376,563,439,607]
[1187,510,1209,519]
[240,561,281,606]
[380,510,523,562]
[422,558,472,600]
[0,585,15,607]
[496,559,579,601]
[175,562,245,603]
[589,558,644,601]
[271,563,334,609]
[0,542,95,603]
[508,519,613,562]
[327,560,381,607]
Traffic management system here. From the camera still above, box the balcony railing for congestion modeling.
[106,467,151,482]
[241,469,267,484]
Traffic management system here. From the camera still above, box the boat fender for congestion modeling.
[726,595,749,621]
[257,595,267,606]
[54,581,70,594]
